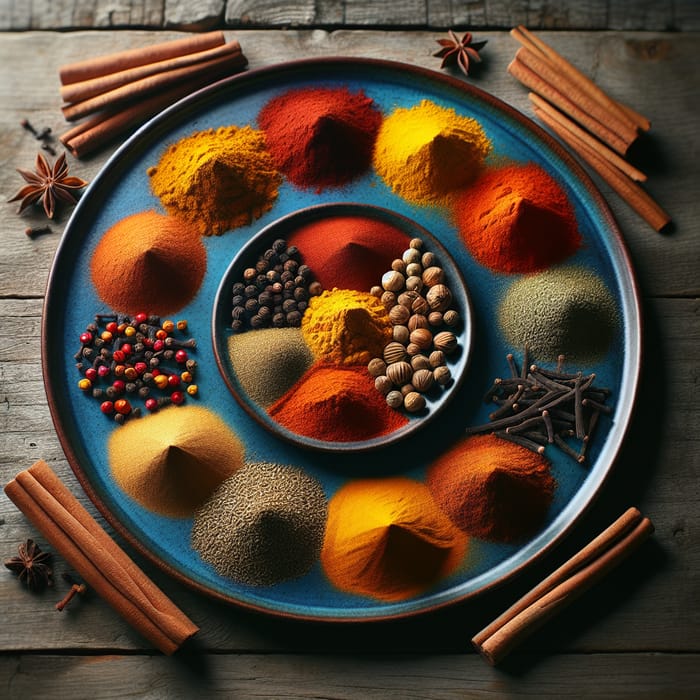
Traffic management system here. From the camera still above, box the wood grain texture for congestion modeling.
[0,25,698,697]
[1,1,700,30]
[2,652,700,697]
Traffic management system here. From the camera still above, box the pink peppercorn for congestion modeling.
[167,374,180,387]
[112,380,126,393]
[79,332,92,344]
[85,368,98,382]
[145,398,158,412]
[114,399,131,415]
[175,350,188,363]
[100,401,114,415]
[170,391,185,405]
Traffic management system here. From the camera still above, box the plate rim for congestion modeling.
[42,56,643,622]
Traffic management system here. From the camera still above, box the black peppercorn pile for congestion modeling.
[230,238,322,331]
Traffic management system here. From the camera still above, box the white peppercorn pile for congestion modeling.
[191,462,328,586]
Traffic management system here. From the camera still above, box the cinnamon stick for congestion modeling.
[507,56,631,156]
[60,62,243,158]
[528,92,647,182]
[472,507,654,665]
[534,107,672,232]
[4,460,199,655]
[61,40,244,105]
[515,47,639,150]
[62,49,247,122]
[59,30,226,85]
[511,26,650,132]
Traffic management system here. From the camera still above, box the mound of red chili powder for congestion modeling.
[268,363,408,443]
[455,162,581,274]
[287,214,408,293]
[258,86,382,190]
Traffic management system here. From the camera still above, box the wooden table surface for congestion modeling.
[1,3,699,697]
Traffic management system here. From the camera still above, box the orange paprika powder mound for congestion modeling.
[454,162,581,274]
[268,363,408,443]
[90,210,206,316]
[426,433,556,542]
[321,477,469,601]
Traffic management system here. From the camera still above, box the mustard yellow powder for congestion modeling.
[301,288,392,365]
[373,99,492,205]
[148,125,281,236]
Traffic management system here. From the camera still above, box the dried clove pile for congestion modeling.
[466,350,613,463]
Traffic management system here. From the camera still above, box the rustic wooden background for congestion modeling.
[2,0,700,31]
[1,1,699,697]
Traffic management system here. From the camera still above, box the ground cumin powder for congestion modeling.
[321,477,468,601]
[148,125,281,235]
[192,461,327,586]
[90,210,207,316]
[426,434,556,542]
[373,99,491,205]
[108,405,245,518]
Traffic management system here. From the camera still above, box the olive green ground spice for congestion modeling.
[191,462,327,586]
[227,327,315,407]
[498,266,618,363]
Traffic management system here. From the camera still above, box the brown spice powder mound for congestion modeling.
[426,434,556,542]
[90,210,206,316]
[191,462,328,586]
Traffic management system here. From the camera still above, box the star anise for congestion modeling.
[433,30,487,77]
[8,151,87,219]
[4,539,54,591]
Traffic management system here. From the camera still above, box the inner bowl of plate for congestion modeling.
[212,202,473,452]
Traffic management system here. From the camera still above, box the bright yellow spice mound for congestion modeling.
[301,288,392,365]
[148,125,281,235]
[373,99,492,205]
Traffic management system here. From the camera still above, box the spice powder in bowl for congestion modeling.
[212,203,473,451]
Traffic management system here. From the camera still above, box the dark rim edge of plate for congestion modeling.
[41,56,644,622]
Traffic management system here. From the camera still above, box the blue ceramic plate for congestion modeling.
[211,202,474,452]
[43,58,641,621]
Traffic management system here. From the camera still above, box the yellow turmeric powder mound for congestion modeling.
[321,477,469,601]
[373,99,491,206]
[301,288,392,365]
[147,125,281,235]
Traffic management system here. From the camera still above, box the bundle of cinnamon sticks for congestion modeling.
[59,31,247,158]
[508,25,671,233]
[5,460,199,654]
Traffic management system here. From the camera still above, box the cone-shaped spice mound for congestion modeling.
[321,477,468,601]
[258,86,382,189]
[90,210,206,316]
[301,289,393,365]
[286,214,409,293]
[498,266,618,363]
[108,405,244,517]
[191,462,328,586]
[455,162,582,274]
[268,363,408,443]
[373,99,491,205]
[148,125,281,235]
[426,434,556,542]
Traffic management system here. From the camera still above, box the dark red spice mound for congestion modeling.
[258,87,382,189]
[268,363,409,443]
[454,162,582,274]
[287,214,408,293]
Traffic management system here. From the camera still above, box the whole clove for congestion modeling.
[466,351,613,463]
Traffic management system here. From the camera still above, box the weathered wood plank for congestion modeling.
[2,1,699,30]
[0,31,697,298]
[2,652,700,697]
